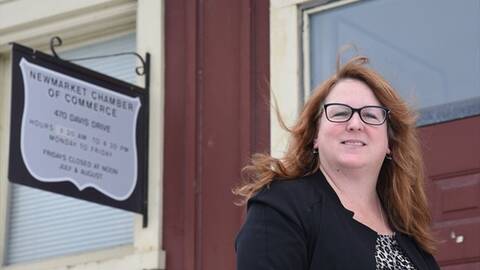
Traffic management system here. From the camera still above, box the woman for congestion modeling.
[234,56,440,269]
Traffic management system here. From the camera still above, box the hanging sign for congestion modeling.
[8,43,149,218]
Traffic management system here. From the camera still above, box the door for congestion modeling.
[419,116,480,269]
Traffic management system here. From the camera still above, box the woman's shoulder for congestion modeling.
[236,172,328,269]
[247,171,327,215]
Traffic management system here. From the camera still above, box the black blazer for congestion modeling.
[235,171,440,270]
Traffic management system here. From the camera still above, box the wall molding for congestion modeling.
[0,0,136,52]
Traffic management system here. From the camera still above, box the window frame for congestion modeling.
[270,0,359,156]
[300,0,360,102]
[298,0,480,127]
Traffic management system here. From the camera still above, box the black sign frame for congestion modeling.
[8,43,149,226]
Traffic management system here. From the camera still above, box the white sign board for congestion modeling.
[19,58,141,201]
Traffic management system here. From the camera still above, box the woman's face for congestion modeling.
[314,79,390,172]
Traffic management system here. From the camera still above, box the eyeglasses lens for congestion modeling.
[325,104,386,125]
[326,105,351,121]
[360,107,386,125]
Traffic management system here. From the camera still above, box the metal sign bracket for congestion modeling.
[49,36,150,94]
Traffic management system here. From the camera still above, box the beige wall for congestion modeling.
[270,0,305,158]
[0,1,165,269]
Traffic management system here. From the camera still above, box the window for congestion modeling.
[5,34,136,265]
[304,0,480,126]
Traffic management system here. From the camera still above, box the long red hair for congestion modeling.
[234,56,437,254]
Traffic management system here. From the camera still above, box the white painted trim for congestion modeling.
[302,10,312,101]
[0,0,121,30]
[303,0,360,15]
[2,245,161,270]
[0,53,12,269]
[270,0,362,158]
[2,246,133,270]
[133,0,166,263]
[302,0,360,99]
[270,2,303,158]
[0,0,137,52]
[0,0,166,269]
[271,0,313,9]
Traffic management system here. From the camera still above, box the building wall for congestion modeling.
[1,1,271,269]
[0,1,165,269]
[7,0,468,269]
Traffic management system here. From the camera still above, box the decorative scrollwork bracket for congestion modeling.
[50,36,150,92]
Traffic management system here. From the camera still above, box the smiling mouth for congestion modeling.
[341,140,366,146]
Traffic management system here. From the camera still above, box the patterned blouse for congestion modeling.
[375,234,417,270]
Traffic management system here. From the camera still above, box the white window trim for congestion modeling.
[0,53,12,268]
[0,1,165,269]
[301,0,360,101]
[270,0,359,157]
[270,0,305,158]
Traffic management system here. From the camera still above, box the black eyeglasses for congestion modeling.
[323,103,390,126]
